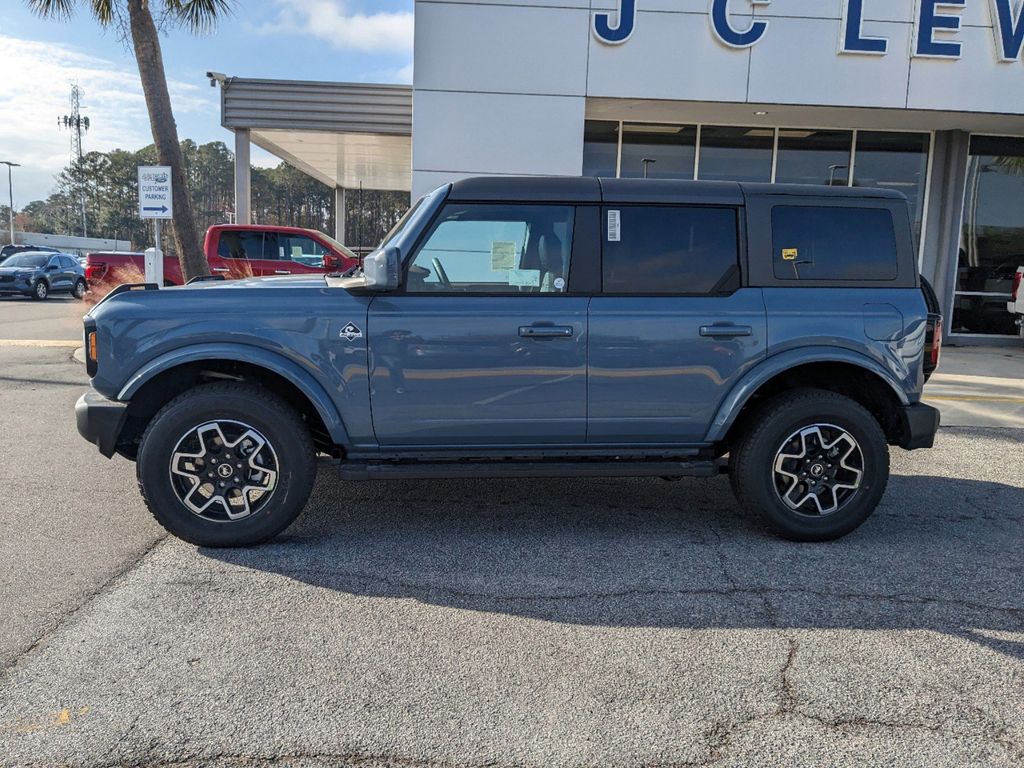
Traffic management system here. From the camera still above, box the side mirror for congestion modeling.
[362,246,401,291]
[46,264,58,272]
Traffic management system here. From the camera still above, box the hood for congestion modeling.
[175,274,329,291]
[0,265,37,276]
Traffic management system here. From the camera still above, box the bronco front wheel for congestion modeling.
[729,389,889,542]
[136,382,316,546]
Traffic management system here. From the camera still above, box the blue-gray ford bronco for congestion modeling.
[76,178,942,546]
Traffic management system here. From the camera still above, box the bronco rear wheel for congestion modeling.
[137,382,316,547]
[729,389,889,542]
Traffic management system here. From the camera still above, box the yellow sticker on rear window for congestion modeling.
[782,248,799,261]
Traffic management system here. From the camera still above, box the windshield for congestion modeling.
[313,231,358,260]
[3,253,50,268]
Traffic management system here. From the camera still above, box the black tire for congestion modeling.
[729,389,889,542]
[31,280,48,301]
[136,382,316,547]
[73,279,87,300]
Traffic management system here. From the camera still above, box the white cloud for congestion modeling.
[263,0,414,54]
[0,35,213,204]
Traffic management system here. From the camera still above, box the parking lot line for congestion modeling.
[0,339,80,348]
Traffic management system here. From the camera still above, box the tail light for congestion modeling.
[85,262,107,281]
[84,318,98,377]
[924,313,942,380]
[1013,270,1022,302]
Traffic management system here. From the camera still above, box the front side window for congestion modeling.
[407,204,574,294]
[217,231,264,260]
[602,206,740,294]
[772,206,898,281]
[278,234,327,266]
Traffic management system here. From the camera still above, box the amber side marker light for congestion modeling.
[87,331,98,362]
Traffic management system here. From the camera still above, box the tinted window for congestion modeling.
[407,204,574,294]
[60,256,77,268]
[602,206,740,294]
[217,231,264,260]
[772,206,898,281]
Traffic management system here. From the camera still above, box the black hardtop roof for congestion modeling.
[446,176,907,204]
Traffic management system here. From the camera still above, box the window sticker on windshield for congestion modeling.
[491,241,518,270]
[607,210,621,242]
[508,268,541,287]
[782,248,799,261]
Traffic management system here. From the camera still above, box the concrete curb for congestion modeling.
[72,346,86,365]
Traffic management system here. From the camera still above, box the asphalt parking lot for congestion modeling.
[1,296,1022,767]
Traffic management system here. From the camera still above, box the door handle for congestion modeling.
[519,325,574,339]
[700,325,753,338]
[212,267,229,273]
[274,270,291,275]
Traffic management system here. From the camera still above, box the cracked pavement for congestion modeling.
[1,306,1022,767]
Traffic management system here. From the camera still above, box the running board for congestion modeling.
[338,459,724,481]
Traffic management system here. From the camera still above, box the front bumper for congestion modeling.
[75,390,129,458]
[0,278,35,296]
[896,402,941,450]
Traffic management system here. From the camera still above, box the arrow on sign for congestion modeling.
[143,205,169,213]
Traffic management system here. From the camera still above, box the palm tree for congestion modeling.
[27,0,230,281]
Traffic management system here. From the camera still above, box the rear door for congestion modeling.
[588,204,767,444]
[213,230,264,278]
[367,202,588,446]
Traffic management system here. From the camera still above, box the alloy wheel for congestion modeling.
[168,420,279,522]
[772,423,864,517]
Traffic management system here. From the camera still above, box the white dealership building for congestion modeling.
[217,0,1024,340]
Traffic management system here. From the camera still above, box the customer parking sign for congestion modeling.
[138,166,173,219]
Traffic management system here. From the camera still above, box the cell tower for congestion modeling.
[58,84,90,162]
[58,84,90,236]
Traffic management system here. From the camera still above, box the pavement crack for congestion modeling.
[778,638,799,715]
[0,534,169,677]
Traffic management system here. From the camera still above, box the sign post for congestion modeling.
[138,166,173,285]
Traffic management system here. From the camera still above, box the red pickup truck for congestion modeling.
[85,224,359,288]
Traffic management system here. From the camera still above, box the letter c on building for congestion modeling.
[594,0,636,44]
[710,0,771,49]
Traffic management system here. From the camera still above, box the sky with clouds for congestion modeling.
[0,0,414,204]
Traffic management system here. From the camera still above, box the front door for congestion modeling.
[368,202,587,446]
[588,204,767,444]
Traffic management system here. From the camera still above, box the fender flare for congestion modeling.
[704,346,911,443]
[117,342,350,446]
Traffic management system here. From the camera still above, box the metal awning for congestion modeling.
[218,77,412,192]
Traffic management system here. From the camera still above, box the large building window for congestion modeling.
[953,135,1024,336]
[582,120,619,178]
[697,126,774,183]
[853,131,930,240]
[620,123,697,179]
[775,130,853,186]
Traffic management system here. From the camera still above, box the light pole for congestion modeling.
[0,161,19,246]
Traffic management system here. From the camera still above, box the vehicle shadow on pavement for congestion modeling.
[201,471,1024,659]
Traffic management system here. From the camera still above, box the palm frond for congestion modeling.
[91,0,115,25]
[25,0,117,26]
[162,0,233,33]
[25,0,77,20]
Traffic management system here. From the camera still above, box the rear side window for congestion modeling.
[602,206,740,294]
[772,206,898,281]
[217,231,265,260]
